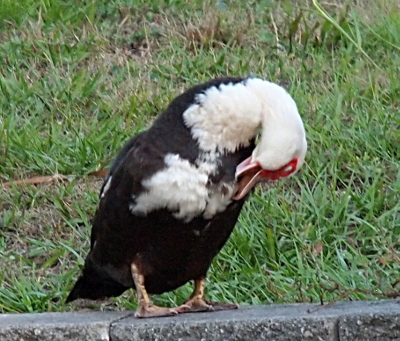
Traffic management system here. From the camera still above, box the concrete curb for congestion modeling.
[0,300,399,341]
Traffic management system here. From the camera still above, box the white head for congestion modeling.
[233,78,307,199]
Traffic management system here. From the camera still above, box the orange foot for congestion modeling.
[135,304,179,318]
[176,295,239,314]
[206,301,239,311]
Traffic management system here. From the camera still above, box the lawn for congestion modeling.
[0,0,399,313]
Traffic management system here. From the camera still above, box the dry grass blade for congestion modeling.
[1,170,108,188]
[88,169,109,179]
[2,174,69,188]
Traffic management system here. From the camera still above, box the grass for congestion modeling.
[0,0,399,313]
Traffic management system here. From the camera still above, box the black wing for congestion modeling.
[67,132,166,302]
[90,131,156,250]
[98,131,146,199]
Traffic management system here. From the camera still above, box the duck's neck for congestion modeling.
[183,82,264,153]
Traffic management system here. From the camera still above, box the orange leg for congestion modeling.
[131,263,179,318]
[177,278,239,313]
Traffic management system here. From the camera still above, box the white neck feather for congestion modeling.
[183,78,305,160]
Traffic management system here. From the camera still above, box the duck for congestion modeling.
[66,77,307,318]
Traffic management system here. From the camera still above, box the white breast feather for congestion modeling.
[203,183,236,220]
[129,153,234,221]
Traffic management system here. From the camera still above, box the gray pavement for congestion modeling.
[0,300,399,340]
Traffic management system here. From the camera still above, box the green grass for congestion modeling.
[1,0,399,313]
